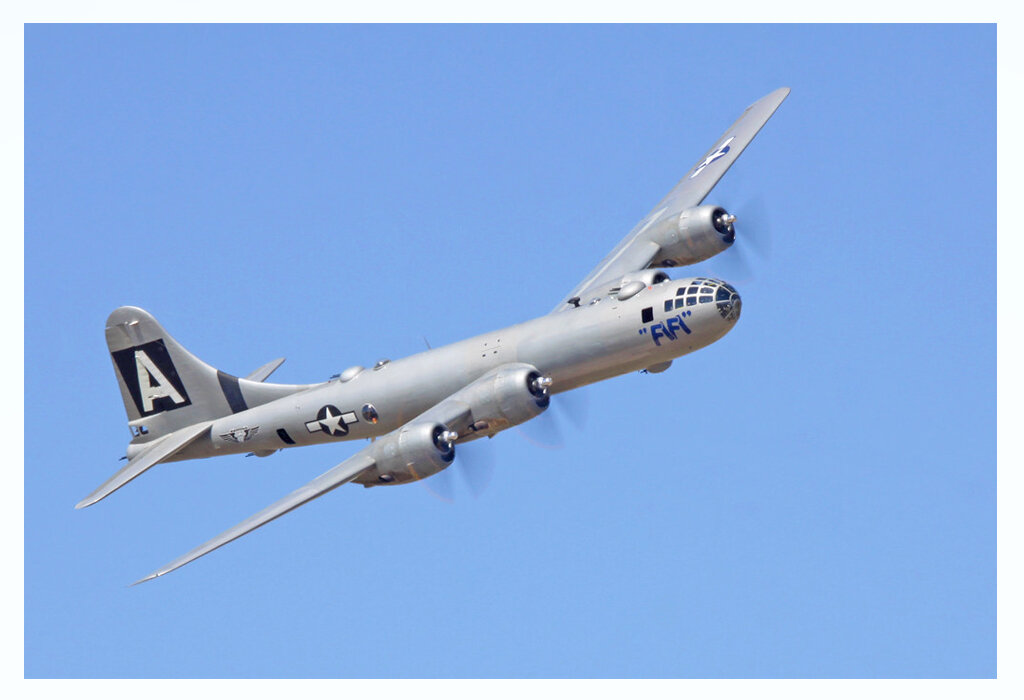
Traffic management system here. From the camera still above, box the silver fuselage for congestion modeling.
[166,276,739,462]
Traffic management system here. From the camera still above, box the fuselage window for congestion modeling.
[641,307,654,323]
[362,404,379,424]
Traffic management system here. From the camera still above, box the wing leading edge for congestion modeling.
[553,87,790,311]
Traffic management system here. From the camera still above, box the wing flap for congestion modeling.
[132,452,376,584]
[75,421,213,509]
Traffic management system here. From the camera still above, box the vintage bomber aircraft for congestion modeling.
[79,87,789,583]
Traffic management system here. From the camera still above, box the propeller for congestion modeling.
[698,195,773,284]
[734,194,773,260]
[515,387,589,450]
[421,437,497,502]
[455,439,498,498]
[421,387,589,501]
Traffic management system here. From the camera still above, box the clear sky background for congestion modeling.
[24,24,995,678]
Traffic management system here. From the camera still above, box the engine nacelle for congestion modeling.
[356,421,457,486]
[461,363,551,436]
[648,204,735,267]
[353,363,551,485]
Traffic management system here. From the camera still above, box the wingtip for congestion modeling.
[130,572,159,587]
[748,87,791,112]
[74,498,93,510]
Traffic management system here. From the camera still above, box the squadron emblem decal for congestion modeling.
[305,405,359,437]
[220,426,260,443]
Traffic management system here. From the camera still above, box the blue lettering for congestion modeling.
[676,315,692,334]
[665,317,680,339]
[650,324,665,346]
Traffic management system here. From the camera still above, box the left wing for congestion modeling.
[553,87,790,311]
[132,451,376,584]
[131,373,499,584]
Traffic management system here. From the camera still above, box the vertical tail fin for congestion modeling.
[106,307,307,443]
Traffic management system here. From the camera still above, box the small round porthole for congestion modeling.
[362,403,379,424]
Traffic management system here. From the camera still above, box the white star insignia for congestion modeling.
[319,406,345,434]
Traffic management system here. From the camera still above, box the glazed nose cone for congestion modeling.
[711,280,741,323]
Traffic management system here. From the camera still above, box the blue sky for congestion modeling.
[24,24,995,678]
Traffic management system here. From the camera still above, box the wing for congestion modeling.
[132,450,376,584]
[553,87,790,312]
[76,420,214,509]
[132,377,485,584]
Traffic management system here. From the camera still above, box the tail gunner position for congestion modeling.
[79,88,790,583]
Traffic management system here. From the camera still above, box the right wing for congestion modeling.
[553,87,790,311]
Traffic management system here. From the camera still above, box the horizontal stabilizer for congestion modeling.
[244,358,286,383]
[76,421,212,509]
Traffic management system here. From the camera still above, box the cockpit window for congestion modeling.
[676,278,729,308]
[715,282,741,321]
[664,300,673,312]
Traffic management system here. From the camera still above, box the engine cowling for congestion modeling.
[353,363,552,485]
[357,421,457,486]
[648,204,735,266]
[459,363,551,436]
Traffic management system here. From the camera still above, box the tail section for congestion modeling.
[106,306,309,444]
